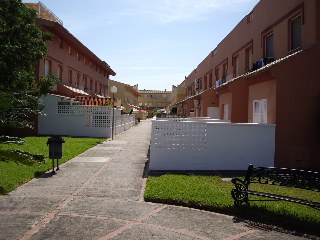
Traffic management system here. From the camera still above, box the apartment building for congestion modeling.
[138,89,172,118]
[108,80,140,112]
[166,83,186,115]
[26,2,116,99]
[178,0,320,170]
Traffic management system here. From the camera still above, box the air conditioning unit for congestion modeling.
[194,99,200,108]
[194,79,199,91]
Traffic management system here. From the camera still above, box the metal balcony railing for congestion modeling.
[36,1,63,25]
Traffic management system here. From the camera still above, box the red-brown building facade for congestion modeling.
[26,2,116,99]
[178,0,320,170]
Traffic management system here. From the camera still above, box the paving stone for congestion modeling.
[0,213,42,240]
[69,157,111,163]
[9,184,78,197]
[112,223,196,240]
[62,197,161,221]
[32,214,126,240]
[78,187,141,200]
[0,195,62,213]
[78,149,120,157]
[144,205,252,240]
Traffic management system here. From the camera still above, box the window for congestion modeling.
[222,63,228,83]
[253,99,267,123]
[44,59,52,76]
[57,64,62,81]
[76,73,80,87]
[90,78,93,90]
[196,78,202,92]
[204,75,207,90]
[83,76,88,89]
[68,69,72,85]
[209,72,213,88]
[59,39,63,49]
[215,67,219,81]
[290,15,302,51]
[245,46,253,71]
[265,33,274,58]
[233,55,239,77]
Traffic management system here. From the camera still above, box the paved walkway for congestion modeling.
[0,120,313,239]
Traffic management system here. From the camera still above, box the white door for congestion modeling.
[253,99,267,123]
[207,107,220,119]
[223,104,229,121]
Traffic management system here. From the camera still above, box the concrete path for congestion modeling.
[0,120,313,239]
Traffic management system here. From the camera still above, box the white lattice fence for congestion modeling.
[38,94,135,138]
[58,104,113,128]
[153,120,207,151]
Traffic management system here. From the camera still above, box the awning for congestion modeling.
[56,83,89,97]
[75,96,112,106]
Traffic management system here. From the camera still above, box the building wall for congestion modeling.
[27,2,116,99]
[108,80,139,112]
[248,79,276,124]
[181,0,317,117]
[138,90,172,117]
[199,88,219,117]
[272,44,320,170]
[218,92,232,121]
[38,33,110,97]
[176,0,319,169]
[167,83,186,114]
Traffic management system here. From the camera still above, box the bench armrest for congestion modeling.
[231,177,249,205]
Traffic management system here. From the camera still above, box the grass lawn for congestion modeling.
[144,174,320,236]
[0,136,105,194]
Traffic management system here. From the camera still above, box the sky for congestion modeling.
[23,0,260,91]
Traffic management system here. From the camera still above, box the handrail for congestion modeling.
[37,1,63,25]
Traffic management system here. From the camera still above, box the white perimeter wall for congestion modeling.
[38,94,134,138]
[149,119,275,170]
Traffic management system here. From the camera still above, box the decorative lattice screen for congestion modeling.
[57,104,113,128]
[152,121,207,151]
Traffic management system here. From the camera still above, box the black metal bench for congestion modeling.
[231,164,320,209]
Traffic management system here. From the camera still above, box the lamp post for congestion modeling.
[110,86,117,140]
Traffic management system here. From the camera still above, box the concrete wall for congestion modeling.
[272,44,320,170]
[38,94,134,138]
[150,119,275,170]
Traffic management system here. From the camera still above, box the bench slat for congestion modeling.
[242,190,320,208]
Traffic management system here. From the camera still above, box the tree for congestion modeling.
[0,0,58,129]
